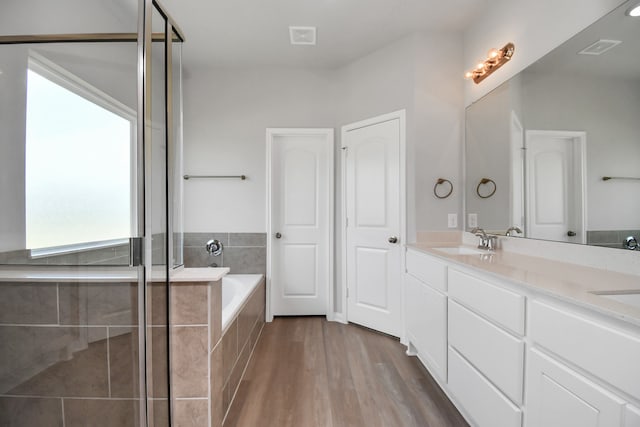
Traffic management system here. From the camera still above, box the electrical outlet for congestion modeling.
[447,213,457,228]
[468,213,478,228]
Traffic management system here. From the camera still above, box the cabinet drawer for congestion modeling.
[406,249,447,292]
[448,346,522,427]
[530,301,640,400]
[449,300,524,405]
[405,274,447,380]
[448,269,525,335]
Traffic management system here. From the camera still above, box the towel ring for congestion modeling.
[433,178,453,199]
[476,178,496,199]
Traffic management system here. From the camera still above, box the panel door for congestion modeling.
[525,131,585,243]
[525,348,625,427]
[344,117,401,337]
[270,131,333,315]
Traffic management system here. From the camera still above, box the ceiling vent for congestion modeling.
[289,26,316,46]
[578,39,622,55]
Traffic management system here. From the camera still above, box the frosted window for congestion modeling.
[25,68,133,249]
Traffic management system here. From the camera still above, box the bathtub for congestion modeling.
[222,274,264,330]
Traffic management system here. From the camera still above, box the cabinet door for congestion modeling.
[405,274,447,379]
[526,348,625,427]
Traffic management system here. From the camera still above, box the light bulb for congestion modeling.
[464,71,474,79]
[488,48,499,58]
[627,3,640,16]
[476,62,484,70]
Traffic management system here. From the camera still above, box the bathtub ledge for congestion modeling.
[171,267,229,282]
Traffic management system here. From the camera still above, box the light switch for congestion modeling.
[448,213,458,228]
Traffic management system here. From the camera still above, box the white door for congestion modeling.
[525,349,625,427]
[525,130,586,243]
[343,112,404,337]
[268,129,333,316]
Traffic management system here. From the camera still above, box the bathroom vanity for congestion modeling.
[404,241,640,427]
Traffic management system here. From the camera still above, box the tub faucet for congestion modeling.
[471,227,497,251]
[505,226,523,237]
[206,239,224,256]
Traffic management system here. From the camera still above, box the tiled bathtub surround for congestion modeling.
[0,280,144,427]
[170,275,265,427]
[219,281,265,423]
[183,232,266,274]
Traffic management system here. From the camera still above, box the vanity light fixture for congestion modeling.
[464,42,515,84]
[626,2,640,16]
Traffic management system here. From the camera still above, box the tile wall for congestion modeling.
[169,280,217,425]
[0,233,166,267]
[183,233,266,274]
[0,280,147,427]
[170,277,265,427]
[587,230,640,249]
[220,281,265,422]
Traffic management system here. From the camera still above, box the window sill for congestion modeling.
[29,238,129,259]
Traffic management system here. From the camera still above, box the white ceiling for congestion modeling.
[161,0,493,69]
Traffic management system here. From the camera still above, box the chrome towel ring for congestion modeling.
[476,178,496,199]
[433,178,453,199]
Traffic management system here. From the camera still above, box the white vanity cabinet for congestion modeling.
[403,247,640,427]
[526,348,626,427]
[526,300,640,427]
[405,249,448,380]
[447,269,525,427]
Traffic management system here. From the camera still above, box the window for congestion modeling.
[25,53,135,251]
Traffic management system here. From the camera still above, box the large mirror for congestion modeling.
[465,0,640,250]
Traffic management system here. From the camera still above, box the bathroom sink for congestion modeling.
[433,246,491,256]
[592,291,640,310]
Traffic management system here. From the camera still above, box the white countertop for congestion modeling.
[0,266,229,283]
[407,242,640,326]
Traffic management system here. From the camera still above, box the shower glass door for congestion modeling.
[0,1,183,425]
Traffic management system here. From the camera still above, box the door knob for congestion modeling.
[567,231,576,237]
[275,232,282,239]
[388,236,398,244]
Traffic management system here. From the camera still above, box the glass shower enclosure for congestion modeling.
[0,0,184,425]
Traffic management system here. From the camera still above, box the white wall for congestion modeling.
[182,67,336,232]
[183,31,464,236]
[465,81,512,231]
[0,47,28,251]
[181,31,464,314]
[462,0,623,106]
[412,33,464,232]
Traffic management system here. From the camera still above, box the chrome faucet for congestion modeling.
[471,227,497,251]
[505,226,523,237]
[205,239,224,256]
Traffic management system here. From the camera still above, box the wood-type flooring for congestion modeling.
[224,316,469,427]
